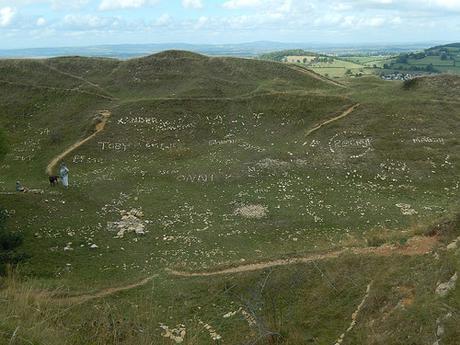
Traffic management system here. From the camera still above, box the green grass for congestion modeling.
[0,51,459,345]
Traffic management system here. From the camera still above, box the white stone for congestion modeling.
[436,273,458,297]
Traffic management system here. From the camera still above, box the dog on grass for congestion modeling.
[49,175,59,186]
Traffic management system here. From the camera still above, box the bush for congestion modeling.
[0,232,23,251]
[402,78,418,90]
[0,208,26,275]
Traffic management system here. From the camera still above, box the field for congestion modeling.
[307,59,367,78]
[0,52,459,345]
[382,43,460,74]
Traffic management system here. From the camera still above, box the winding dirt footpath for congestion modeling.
[0,79,114,100]
[170,236,437,277]
[62,277,153,304]
[303,103,360,145]
[48,236,436,303]
[42,63,116,100]
[45,110,111,176]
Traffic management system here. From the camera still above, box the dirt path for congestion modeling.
[303,103,360,144]
[42,63,116,99]
[43,236,436,304]
[0,79,115,100]
[170,236,437,277]
[288,64,346,88]
[45,110,111,176]
[51,277,154,304]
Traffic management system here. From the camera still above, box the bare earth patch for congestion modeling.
[234,204,268,219]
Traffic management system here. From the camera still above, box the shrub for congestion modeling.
[0,208,27,275]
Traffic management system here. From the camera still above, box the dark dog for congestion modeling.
[49,175,59,186]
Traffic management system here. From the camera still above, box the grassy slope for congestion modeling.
[0,52,459,345]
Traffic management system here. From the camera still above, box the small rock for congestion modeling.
[447,241,457,251]
[435,272,458,297]
[90,244,98,249]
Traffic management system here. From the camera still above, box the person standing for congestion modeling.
[59,162,69,188]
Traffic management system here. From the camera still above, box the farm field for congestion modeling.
[308,59,370,78]
[0,51,459,345]
[382,43,460,75]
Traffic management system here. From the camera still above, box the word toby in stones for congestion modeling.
[98,142,130,152]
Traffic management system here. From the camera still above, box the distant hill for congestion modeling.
[0,41,439,59]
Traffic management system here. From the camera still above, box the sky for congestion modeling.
[0,0,459,49]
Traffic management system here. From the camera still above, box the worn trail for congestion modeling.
[45,110,111,175]
[43,236,435,304]
[303,103,360,145]
[170,236,437,277]
[59,277,153,304]
[0,79,115,100]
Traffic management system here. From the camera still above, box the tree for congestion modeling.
[426,63,435,72]
[396,54,408,64]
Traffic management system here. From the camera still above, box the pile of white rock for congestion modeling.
[107,208,147,238]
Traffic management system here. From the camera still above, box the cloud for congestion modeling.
[36,17,46,26]
[431,0,460,11]
[0,6,16,27]
[62,14,122,29]
[194,15,208,29]
[222,0,261,10]
[99,0,158,10]
[51,0,89,10]
[182,0,203,9]
[154,13,171,26]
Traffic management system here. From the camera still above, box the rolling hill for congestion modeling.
[384,43,460,74]
[0,51,459,345]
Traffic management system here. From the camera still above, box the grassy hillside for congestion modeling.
[0,52,459,345]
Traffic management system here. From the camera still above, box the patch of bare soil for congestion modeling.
[303,103,360,143]
[234,204,268,219]
[61,276,153,304]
